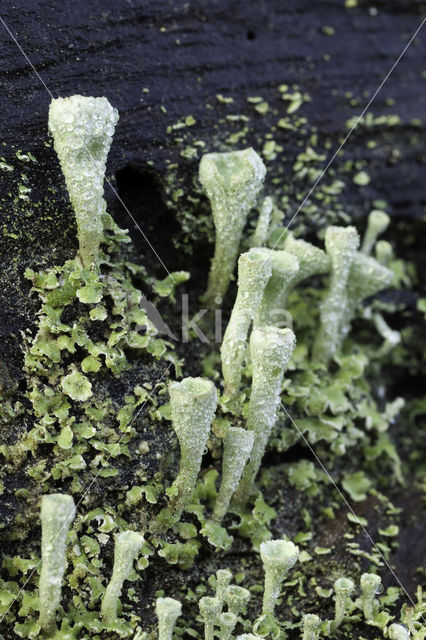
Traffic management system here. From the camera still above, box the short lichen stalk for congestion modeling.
[254,249,299,326]
[212,427,254,522]
[156,597,182,640]
[218,612,238,640]
[225,585,251,617]
[221,249,272,404]
[153,377,217,531]
[101,530,144,622]
[38,494,76,633]
[302,614,321,640]
[259,539,299,615]
[199,597,222,640]
[361,210,390,255]
[199,148,266,307]
[312,226,360,363]
[232,327,296,508]
[215,569,233,605]
[360,573,382,622]
[48,95,119,269]
[331,577,354,631]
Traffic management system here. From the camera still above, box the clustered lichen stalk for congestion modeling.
[39,493,76,633]
[212,427,254,522]
[101,530,144,622]
[249,196,273,248]
[48,95,119,269]
[232,327,296,507]
[312,226,360,362]
[154,377,217,531]
[199,148,266,307]
[221,248,272,404]
[254,249,299,326]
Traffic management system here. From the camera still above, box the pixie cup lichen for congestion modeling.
[225,585,251,616]
[361,210,390,255]
[254,249,299,326]
[232,327,296,507]
[312,226,360,363]
[215,569,233,605]
[212,427,254,522]
[259,539,299,614]
[48,95,119,269]
[221,248,272,404]
[218,611,238,640]
[101,530,144,622]
[302,614,322,640]
[332,577,354,630]
[39,493,76,633]
[199,596,222,640]
[154,377,217,530]
[199,148,266,307]
[360,573,382,621]
[156,597,182,640]
[250,196,273,248]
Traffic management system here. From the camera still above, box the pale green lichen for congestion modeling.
[249,196,273,248]
[199,596,222,640]
[215,569,233,605]
[331,577,354,630]
[39,493,75,633]
[254,249,299,326]
[199,148,266,307]
[48,95,119,268]
[218,611,238,640]
[225,585,251,616]
[232,327,296,507]
[259,539,299,614]
[361,210,390,255]
[101,530,144,622]
[360,573,382,621]
[221,248,272,404]
[156,597,182,640]
[302,613,322,640]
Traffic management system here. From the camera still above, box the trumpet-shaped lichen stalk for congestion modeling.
[48,95,119,268]
[156,597,182,640]
[259,539,299,614]
[341,253,393,336]
[360,573,382,621]
[332,577,354,630]
[302,614,321,640]
[249,196,273,248]
[232,327,296,507]
[361,210,390,255]
[155,377,217,530]
[215,569,233,605]
[221,249,272,403]
[101,530,144,621]
[225,585,251,616]
[312,226,359,363]
[212,427,254,522]
[199,597,222,640]
[284,233,330,289]
[39,494,76,633]
[218,612,238,640]
[254,249,299,326]
[388,624,411,640]
[199,148,267,307]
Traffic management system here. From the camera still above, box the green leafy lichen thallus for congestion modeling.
[101,530,144,622]
[48,95,119,269]
[232,327,296,507]
[154,377,218,531]
[259,539,299,614]
[199,148,267,307]
[360,573,382,621]
[302,614,322,640]
[254,249,299,327]
[331,577,354,631]
[156,597,182,640]
[249,196,273,248]
[212,427,254,522]
[199,596,222,640]
[361,210,390,255]
[221,249,272,404]
[38,493,76,633]
[312,226,360,363]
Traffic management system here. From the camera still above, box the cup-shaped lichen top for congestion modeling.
[361,210,390,255]
[48,95,119,268]
[199,148,266,306]
[156,597,182,640]
[360,572,382,621]
[39,494,76,632]
[260,539,299,614]
[332,577,354,630]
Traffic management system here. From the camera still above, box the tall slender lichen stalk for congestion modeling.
[48,95,119,269]
[312,226,359,363]
[249,196,273,248]
[156,597,182,640]
[221,249,272,404]
[38,494,76,633]
[232,327,296,507]
[254,249,299,326]
[331,577,354,630]
[199,148,266,307]
[154,377,217,531]
[212,427,254,522]
[101,530,144,622]
[361,210,390,255]
[215,569,233,605]
[259,539,299,614]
